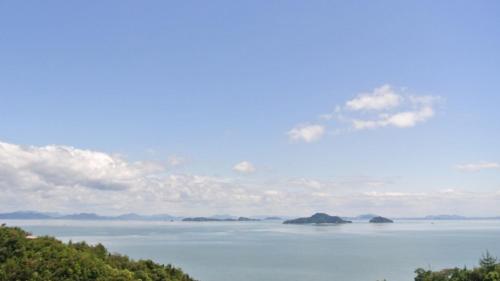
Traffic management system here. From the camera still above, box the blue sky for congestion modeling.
[1,1,499,216]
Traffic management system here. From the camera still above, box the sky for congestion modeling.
[1,1,500,217]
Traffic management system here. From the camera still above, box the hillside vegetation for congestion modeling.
[413,252,500,281]
[0,224,195,281]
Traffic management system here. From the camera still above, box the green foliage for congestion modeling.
[480,251,498,272]
[414,252,500,281]
[0,225,196,281]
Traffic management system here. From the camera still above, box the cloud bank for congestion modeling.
[0,141,260,215]
[0,140,498,216]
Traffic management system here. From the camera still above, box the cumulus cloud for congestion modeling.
[0,140,268,215]
[307,85,441,136]
[352,106,435,130]
[2,140,498,216]
[346,84,402,111]
[346,85,439,130]
[233,161,256,174]
[455,162,500,172]
[0,141,161,191]
[287,124,325,143]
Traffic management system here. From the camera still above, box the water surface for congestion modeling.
[4,219,500,281]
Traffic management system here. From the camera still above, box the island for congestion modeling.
[423,214,467,220]
[354,214,378,220]
[369,216,394,223]
[0,224,195,281]
[237,217,260,221]
[264,216,282,220]
[182,216,259,222]
[283,213,352,224]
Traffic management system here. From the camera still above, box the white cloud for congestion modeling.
[298,85,440,141]
[0,141,161,192]
[287,124,325,143]
[455,162,500,172]
[362,191,425,198]
[264,190,280,196]
[385,106,434,127]
[311,192,332,198]
[2,139,498,217]
[346,84,402,111]
[233,161,256,174]
[352,106,435,130]
[0,140,268,215]
[289,178,324,189]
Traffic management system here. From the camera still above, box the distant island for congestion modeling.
[2,211,499,222]
[264,216,282,220]
[347,214,379,220]
[0,211,54,220]
[0,224,195,281]
[369,216,394,223]
[422,214,467,220]
[283,213,352,224]
[182,216,259,222]
[0,211,180,221]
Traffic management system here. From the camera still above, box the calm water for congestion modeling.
[4,219,500,281]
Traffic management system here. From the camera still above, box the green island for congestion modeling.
[283,213,352,224]
[0,224,195,281]
[369,216,394,223]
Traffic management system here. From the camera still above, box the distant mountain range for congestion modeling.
[0,211,54,220]
[404,215,479,220]
[0,211,498,221]
[0,211,281,221]
[0,211,180,221]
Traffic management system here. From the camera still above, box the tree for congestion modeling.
[481,251,498,272]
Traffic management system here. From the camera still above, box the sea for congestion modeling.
[3,219,500,281]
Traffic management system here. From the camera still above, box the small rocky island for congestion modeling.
[369,216,394,223]
[283,213,352,224]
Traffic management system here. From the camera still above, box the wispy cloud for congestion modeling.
[287,124,325,143]
[352,106,434,130]
[455,162,500,172]
[233,161,256,174]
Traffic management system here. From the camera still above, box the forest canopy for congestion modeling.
[0,224,195,281]
[413,252,500,281]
